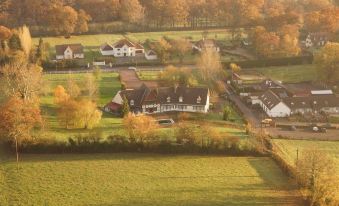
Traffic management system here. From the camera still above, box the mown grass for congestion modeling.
[33,29,231,48]
[0,154,301,206]
[251,64,317,83]
[41,72,124,140]
[272,139,339,168]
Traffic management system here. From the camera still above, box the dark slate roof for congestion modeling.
[259,90,283,110]
[55,44,84,55]
[284,95,339,110]
[101,43,114,51]
[120,85,209,108]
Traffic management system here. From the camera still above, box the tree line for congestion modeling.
[0,0,338,35]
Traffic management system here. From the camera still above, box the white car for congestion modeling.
[157,119,175,126]
[128,67,137,71]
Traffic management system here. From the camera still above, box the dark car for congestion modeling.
[319,127,327,133]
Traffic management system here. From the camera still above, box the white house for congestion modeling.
[193,39,220,53]
[100,39,145,57]
[105,84,210,114]
[55,44,84,60]
[145,50,158,60]
[305,32,329,48]
[259,90,291,117]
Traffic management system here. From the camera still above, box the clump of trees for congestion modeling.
[314,42,339,85]
[296,149,339,206]
[54,83,102,130]
[159,65,198,87]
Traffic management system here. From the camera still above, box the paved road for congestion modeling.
[225,85,261,126]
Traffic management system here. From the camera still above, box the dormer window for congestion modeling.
[197,96,201,104]
[179,96,183,103]
[130,100,134,106]
[167,96,171,103]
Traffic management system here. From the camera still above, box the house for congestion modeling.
[105,84,210,114]
[55,44,84,60]
[145,50,158,60]
[192,39,220,53]
[284,95,339,115]
[100,39,145,57]
[259,90,291,117]
[304,32,329,48]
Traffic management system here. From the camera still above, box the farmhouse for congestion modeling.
[55,44,84,60]
[145,50,158,60]
[105,84,210,114]
[193,39,220,53]
[100,39,145,57]
[259,90,291,117]
[304,32,329,48]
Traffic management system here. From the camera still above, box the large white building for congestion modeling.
[100,39,145,57]
[105,84,210,114]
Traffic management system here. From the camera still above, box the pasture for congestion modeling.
[272,139,339,168]
[0,154,302,206]
[33,29,232,48]
[251,64,317,83]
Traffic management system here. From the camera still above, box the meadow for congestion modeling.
[33,29,231,48]
[272,139,339,168]
[251,64,317,83]
[0,154,302,206]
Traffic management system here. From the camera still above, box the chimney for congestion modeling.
[174,84,179,93]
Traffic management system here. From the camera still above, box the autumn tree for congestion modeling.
[17,25,32,56]
[1,56,43,101]
[76,9,91,34]
[84,73,99,100]
[296,149,339,206]
[152,38,172,64]
[120,0,145,24]
[164,0,189,26]
[304,7,339,33]
[123,113,158,143]
[121,96,130,117]
[78,99,102,129]
[47,5,78,36]
[67,77,81,98]
[171,38,191,63]
[0,25,12,40]
[54,85,70,104]
[0,97,42,164]
[314,42,339,85]
[196,48,224,85]
[160,65,197,87]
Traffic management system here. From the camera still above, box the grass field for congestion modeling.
[251,65,317,83]
[0,154,301,206]
[272,139,339,168]
[33,29,231,48]
[41,72,125,140]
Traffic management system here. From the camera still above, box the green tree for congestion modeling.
[223,105,232,121]
[121,96,130,117]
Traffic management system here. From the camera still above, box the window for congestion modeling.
[179,96,183,103]
[130,100,134,106]
[197,96,201,104]
[167,97,171,103]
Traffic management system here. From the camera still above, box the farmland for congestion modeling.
[0,154,302,206]
[272,139,339,168]
[33,29,232,48]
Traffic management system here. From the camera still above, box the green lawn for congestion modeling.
[41,72,124,140]
[251,65,317,83]
[272,139,339,168]
[34,29,231,48]
[0,154,301,206]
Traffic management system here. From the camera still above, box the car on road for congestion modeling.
[289,125,297,131]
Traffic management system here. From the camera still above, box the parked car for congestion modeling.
[319,127,327,133]
[289,125,297,131]
[312,126,319,132]
[261,119,274,127]
[128,67,137,71]
[157,119,175,126]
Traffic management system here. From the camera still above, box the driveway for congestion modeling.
[119,70,158,89]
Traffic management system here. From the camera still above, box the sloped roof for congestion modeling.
[259,90,283,110]
[112,38,144,50]
[284,95,339,110]
[120,85,209,108]
[55,44,83,55]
